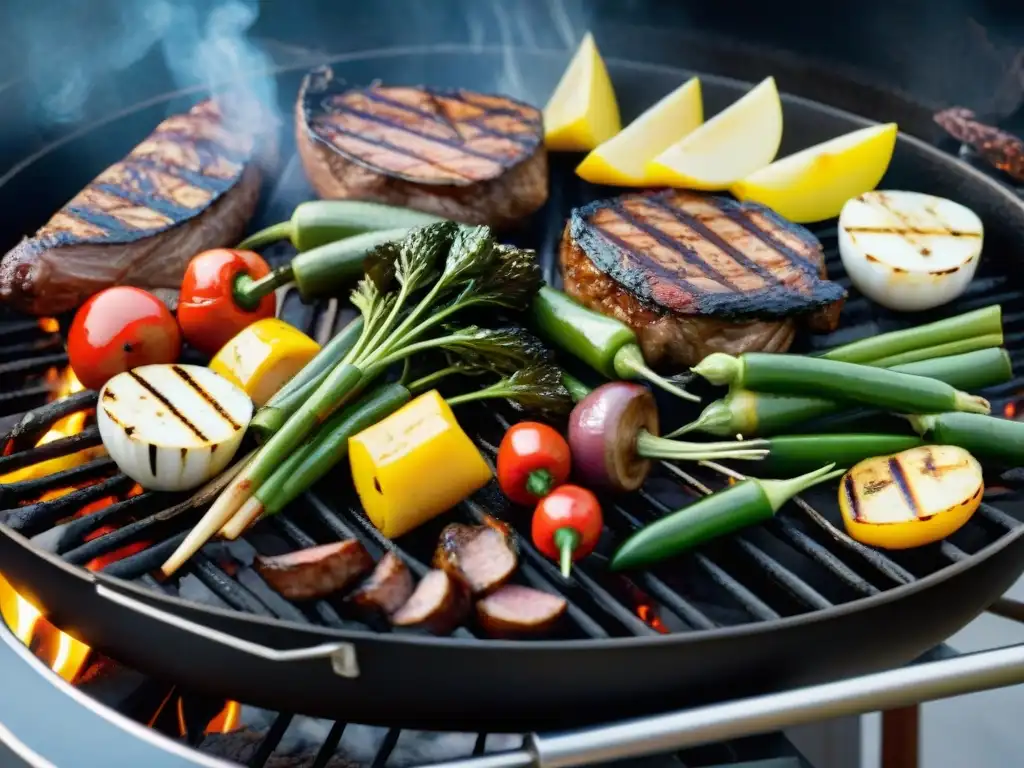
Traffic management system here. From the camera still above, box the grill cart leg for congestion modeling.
[881,706,919,768]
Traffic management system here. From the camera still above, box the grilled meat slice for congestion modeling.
[392,569,471,636]
[296,66,548,228]
[256,540,374,601]
[0,100,261,316]
[433,523,518,597]
[476,585,567,638]
[560,190,846,368]
[350,552,414,616]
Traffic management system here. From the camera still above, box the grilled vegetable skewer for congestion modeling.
[531,285,700,402]
[611,463,844,570]
[693,352,991,415]
[679,348,1011,438]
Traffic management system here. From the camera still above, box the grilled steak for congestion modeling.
[255,540,374,601]
[296,66,548,228]
[433,523,518,597]
[0,100,262,316]
[476,585,567,638]
[560,191,846,368]
[351,552,414,616]
[392,569,471,636]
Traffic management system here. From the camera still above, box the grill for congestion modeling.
[2,25,1024,764]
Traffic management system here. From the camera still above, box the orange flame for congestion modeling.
[0,366,111,681]
[636,603,669,634]
[177,698,242,736]
[1005,400,1018,420]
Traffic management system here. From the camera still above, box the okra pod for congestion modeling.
[907,412,1024,466]
[693,352,991,417]
[758,433,924,475]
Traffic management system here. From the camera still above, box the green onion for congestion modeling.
[820,305,1001,364]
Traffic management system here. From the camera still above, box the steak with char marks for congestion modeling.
[560,190,846,368]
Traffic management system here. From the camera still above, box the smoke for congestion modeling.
[14,0,276,130]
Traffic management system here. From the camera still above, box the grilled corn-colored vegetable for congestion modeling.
[349,390,493,538]
[209,319,320,407]
[838,445,983,550]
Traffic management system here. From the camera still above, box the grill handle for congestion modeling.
[423,643,1024,768]
[95,583,360,678]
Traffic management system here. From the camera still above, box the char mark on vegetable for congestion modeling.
[171,365,241,430]
[569,190,847,318]
[301,67,543,187]
[127,370,209,443]
[886,456,921,516]
[843,474,862,521]
[22,100,251,251]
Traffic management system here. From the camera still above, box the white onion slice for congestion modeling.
[96,364,253,492]
[838,190,983,312]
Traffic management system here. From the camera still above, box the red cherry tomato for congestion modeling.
[497,422,572,505]
[177,249,276,356]
[531,485,603,577]
[68,287,181,390]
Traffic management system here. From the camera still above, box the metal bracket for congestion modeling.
[96,583,360,677]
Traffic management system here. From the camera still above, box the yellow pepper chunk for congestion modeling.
[838,445,982,550]
[209,319,320,407]
[349,390,493,538]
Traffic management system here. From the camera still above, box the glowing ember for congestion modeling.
[1005,401,1018,420]
[635,603,669,634]
[37,317,59,334]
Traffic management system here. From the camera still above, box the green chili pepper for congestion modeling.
[678,348,1012,438]
[611,464,845,570]
[237,200,445,252]
[693,352,991,416]
[907,412,1024,466]
[530,286,699,402]
[237,229,412,305]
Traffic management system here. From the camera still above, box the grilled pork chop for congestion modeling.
[0,100,261,316]
[296,66,548,228]
[560,191,846,368]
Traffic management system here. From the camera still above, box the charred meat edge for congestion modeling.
[432,522,518,597]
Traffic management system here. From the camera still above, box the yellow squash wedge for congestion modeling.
[209,319,320,407]
[732,123,898,223]
[544,32,621,152]
[838,444,982,550]
[349,390,493,538]
[645,77,782,190]
[576,77,703,186]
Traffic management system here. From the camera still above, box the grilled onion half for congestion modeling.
[97,364,253,491]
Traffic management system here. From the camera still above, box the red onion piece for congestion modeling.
[567,382,658,492]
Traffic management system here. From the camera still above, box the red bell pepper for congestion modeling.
[177,249,278,356]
